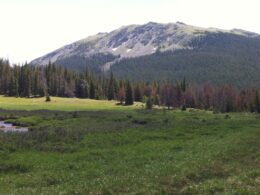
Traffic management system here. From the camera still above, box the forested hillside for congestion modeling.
[111,33,260,87]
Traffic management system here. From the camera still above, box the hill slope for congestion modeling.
[31,22,260,87]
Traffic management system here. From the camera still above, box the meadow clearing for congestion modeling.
[0,96,259,194]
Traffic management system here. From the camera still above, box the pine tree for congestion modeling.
[255,90,260,113]
[8,73,16,96]
[180,77,187,92]
[26,68,32,98]
[107,72,115,100]
[125,81,134,105]
[134,85,142,102]
[15,77,19,97]
[89,81,96,99]
[20,65,32,97]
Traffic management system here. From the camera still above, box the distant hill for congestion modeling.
[31,22,260,87]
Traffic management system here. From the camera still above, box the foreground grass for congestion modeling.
[0,97,259,194]
[0,96,143,111]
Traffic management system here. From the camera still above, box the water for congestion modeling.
[0,121,28,133]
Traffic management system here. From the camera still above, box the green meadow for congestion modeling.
[0,97,259,194]
[0,96,143,111]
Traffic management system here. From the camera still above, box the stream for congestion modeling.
[0,121,28,133]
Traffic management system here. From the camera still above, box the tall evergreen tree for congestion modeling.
[125,81,134,105]
[180,77,187,92]
[89,81,96,99]
[8,73,16,96]
[255,90,260,113]
[107,72,115,100]
[134,84,142,102]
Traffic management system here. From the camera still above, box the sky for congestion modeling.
[0,0,259,63]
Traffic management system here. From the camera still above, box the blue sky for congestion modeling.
[0,0,259,63]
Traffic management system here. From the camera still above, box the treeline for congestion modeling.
[0,59,259,113]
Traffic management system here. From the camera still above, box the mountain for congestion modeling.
[31,22,260,87]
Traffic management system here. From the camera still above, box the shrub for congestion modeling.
[146,97,154,109]
[46,95,51,102]
[181,105,187,111]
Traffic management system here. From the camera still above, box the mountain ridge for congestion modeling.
[30,21,260,67]
[30,22,260,88]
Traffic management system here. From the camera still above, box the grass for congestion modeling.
[0,96,143,111]
[0,97,259,194]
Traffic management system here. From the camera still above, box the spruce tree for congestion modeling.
[7,71,15,96]
[89,81,96,99]
[180,77,187,92]
[255,90,260,113]
[125,81,134,105]
[134,85,142,102]
[26,72,31,98]
[107,72,115,100]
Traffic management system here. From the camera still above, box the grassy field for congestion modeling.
[0,96,143,111]
[0,97,259,194]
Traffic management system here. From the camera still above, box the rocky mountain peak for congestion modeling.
[31,22,260,67]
